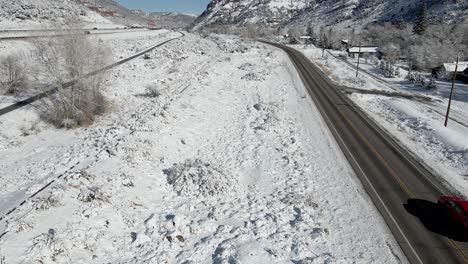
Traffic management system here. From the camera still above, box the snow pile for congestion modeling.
[250,101,280,131]
[32,186,63,211]
[165,159,239,197]
[239,62,270,81]
[77,186,110,204]
[26,229,69,264]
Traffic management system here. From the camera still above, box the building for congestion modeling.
[347,46,379,59]
[299,35,311,44]
[432,61,468,79]
[458,66,468,83]
[442,61,468,73]
[340,39,349,50]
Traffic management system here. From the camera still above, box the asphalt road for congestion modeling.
[263,41,468,264]
[0,28,155,41]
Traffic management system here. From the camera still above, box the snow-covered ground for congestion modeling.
[0,33,406,263]
[0,0,119,30]
[295,44,468,196]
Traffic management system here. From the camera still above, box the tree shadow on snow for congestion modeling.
[404,199,468,242]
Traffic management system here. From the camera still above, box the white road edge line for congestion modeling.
[315,88,424,264]
[327,50,459,195]
[286,51,425,264]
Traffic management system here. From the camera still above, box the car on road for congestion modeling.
[438,196,468,230]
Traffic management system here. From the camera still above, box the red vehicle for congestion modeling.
[438,196,468,230]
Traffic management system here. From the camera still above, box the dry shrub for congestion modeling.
[41,78,107,128]
[144,83,162,97]
[33,27,112,128]
[0,53,29,95]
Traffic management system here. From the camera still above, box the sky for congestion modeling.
[115,0,210,15]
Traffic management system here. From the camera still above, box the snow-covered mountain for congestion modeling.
[194,0,468,29]
[131,10,196,29]
[81,0,153,27]
[0,0,197,30]
[0,0,162,29]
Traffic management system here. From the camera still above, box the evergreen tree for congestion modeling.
[318,26,327,48]
[320,33,329,49]
[306,23,314,37]
[306,24,317,44]
[427,76,437,90]
[327,27,334,48]
[395,18,406,30]
[350,28,356,46]
[413,0,428,35]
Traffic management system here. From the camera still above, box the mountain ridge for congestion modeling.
[194,0,468,30]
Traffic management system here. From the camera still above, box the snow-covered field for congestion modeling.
[0,33,406,263]
[295,44,468,196]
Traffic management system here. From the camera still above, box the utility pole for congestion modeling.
[444,57,459,127]
[356,44,361,78]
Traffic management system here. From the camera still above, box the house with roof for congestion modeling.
[340,39,350,50]
[459,66,468,83]
[442,61,468,73]
[432,61,468,80]
[347,46,380,59]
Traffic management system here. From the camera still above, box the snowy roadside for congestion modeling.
[0,34,406,263]
[294,44,468,196]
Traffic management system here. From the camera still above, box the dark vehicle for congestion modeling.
[438,196,468,230]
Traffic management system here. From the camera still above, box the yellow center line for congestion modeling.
[339,87,468,263]
[300,54,468,263]
[341,112,416,198]
[448,238,468,262]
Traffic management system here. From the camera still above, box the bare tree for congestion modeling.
[33,26,112,128]
[0,53,28,95]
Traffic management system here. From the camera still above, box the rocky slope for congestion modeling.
[0,0,160,29]
[132,10,196,29]
[194,0,468,29]
[84,0,151,27]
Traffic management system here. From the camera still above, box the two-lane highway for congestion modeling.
[263,41,468,263]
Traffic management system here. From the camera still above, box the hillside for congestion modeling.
[81,0,151,27]
[194,0,468,30]
[0,0,114,29]
[0,0,164,29]
[133,11,196,29]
